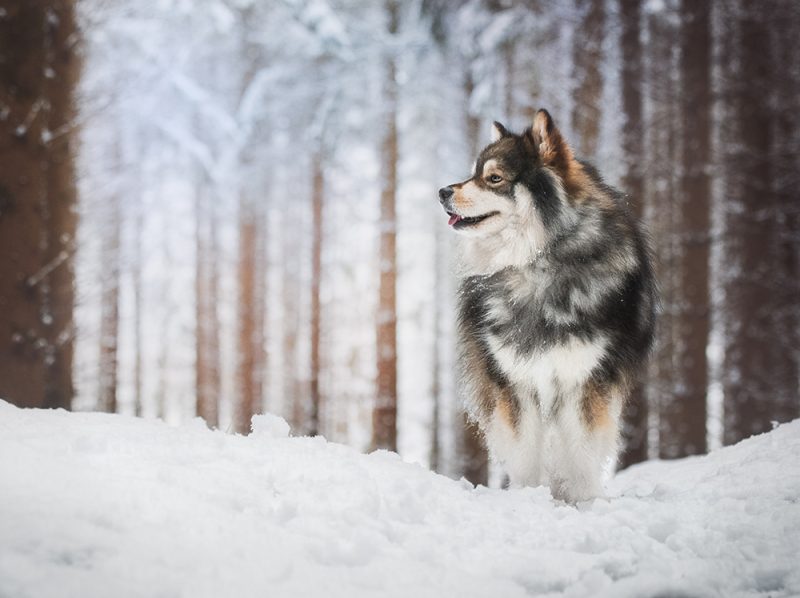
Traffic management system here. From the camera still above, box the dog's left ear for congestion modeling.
[524,109,572,173]
[491,121,509,143]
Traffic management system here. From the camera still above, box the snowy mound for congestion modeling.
[1,401,798,598]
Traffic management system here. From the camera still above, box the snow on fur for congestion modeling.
[0,400,798,598]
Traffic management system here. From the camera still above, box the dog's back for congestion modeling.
[440,110,656,502]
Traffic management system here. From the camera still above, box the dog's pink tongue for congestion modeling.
[448,214,461,226]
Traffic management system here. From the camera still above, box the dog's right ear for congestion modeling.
[525,109,572,174]
[491,121,509,143]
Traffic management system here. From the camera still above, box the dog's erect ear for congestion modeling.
[525,109,572,172]
[491,121,509,143]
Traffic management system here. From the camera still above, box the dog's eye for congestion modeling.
[487,174,503,184]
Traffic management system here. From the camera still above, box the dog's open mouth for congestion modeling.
[447,211,499,229]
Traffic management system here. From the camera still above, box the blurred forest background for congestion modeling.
[0,0,798,484]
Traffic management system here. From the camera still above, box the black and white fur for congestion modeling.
[439,110,656,503]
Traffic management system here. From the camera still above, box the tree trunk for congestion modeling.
[234,196,260,434]
[571,0,605,161]
[372,0,400,452]
[644,5,679,458]
[0,1,79,410]
[617,0,648,468]
[768,1,800,431]
[659,0,712,457]
[254,195,268,418]
[97,146,122,414]
[207,195,221,424]
[309,150,324,437]
[502,40,515,124]
[194,174,218,427]
[155,175,174,421]
[463,69,481,157]
[721,1,799,444]
[282,203,303,433]
[132,187,144,417]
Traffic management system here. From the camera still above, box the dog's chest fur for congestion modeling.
[459,262,607,415]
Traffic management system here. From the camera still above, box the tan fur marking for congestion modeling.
[460,333,520,434]
[494,393,519,437]
[460,333,496,422]
[565,160,600,203]
[582,379,613,431]
[452,191,475,211]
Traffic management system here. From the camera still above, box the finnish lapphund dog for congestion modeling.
[439,109,656,503]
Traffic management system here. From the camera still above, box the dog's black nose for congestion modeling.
[439,186,454,204]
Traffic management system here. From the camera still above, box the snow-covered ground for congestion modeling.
[1,400,798,598]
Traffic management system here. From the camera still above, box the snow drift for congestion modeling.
[0,400,798,598]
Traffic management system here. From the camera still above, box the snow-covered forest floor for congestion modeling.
[1,400,798,598]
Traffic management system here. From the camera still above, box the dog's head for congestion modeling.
[439,109,583,244]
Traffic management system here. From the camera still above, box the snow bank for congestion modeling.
[1,400,798,598]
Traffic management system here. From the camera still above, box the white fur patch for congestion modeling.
[486,334,608,416]
[457,184,548,276]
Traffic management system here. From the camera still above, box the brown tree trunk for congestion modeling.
[97,146,122,414]
[721,1,799,444]
[645,6,679,458]
[617,0,648,468]
[372,0,400,452]
[194,175,219,427]
[230,16,267,434]
[234,196,260,434]
[254,198,268,418]
[309,150,324,437]
[0,1,78,410]
[282,203,303,433]
[571,0,605,161]
[502,40,515,124]
[155,192,173,420]
[768,1,800,431]
[284,276,301,431]
[132,187,144,417]
[659,0,711,457]
[207,197,221,423]
[463,69,481,158]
